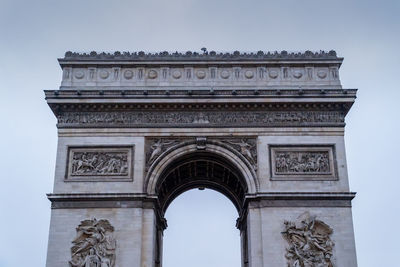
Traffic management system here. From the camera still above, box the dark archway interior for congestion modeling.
[156,152,248,215]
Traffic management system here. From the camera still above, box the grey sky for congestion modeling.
[0,0,399,266]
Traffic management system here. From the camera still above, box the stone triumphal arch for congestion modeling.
[45,50,358,267]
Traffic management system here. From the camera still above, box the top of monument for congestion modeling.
[61,50,342,62]
[58,50,344,90]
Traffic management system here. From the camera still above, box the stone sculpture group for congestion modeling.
[275,152,330,174]
[71,152,128,176]
[69,219,116,267]
[282,213,334,267]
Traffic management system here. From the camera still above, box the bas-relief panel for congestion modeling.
[69,218,116,267]
[282,212,335,267]
[66,146,134,182]
[57,110,345,128]
[270,145,337,180]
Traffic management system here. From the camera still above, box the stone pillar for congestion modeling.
[246,207,264,267]
[140,207,157,267]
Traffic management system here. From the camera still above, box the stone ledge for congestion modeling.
[245,192,356,207]
[45,88,357,98]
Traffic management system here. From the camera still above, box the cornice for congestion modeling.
[45,89,356,112]
[45,88,356,100]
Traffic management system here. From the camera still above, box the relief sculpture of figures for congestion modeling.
[275,151,330,174]
[69,218,116,267]
[147,139,179,166]
[71,152,128,176]
[223,139,257,170]
[282,212,334,267]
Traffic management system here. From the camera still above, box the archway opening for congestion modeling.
[155,152,248,216]
[163,189,241,267]
[153,151,249,267]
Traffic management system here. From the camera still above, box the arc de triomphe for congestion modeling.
[45,50,358,267]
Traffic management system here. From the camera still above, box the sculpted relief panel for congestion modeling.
[282,212,335,267]
[70,218,116,267]
[221,138,257,171]
[57,110,345,128]
[145,137,258,172]
[270,146,336,180]
[66,146,134,181]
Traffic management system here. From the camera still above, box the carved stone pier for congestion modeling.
[45,50,358,267]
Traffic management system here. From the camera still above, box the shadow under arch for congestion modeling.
[145,141,258,216]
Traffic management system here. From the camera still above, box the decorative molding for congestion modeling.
[69,218,116,267]
[282,212,335,267]
[62,50,340,61]
[45,88,357,100]
[245,192,355,208]
[270,145,337,180]
[47,193,157,209]
[59,66,341,89]
[66,146,134,181]
[58,51,343,89]
[57,111,345,128]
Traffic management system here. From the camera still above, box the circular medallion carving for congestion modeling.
[123,70,134,79]
[269,70,279,79]
[74,70,85,79]
[292,70,303,79]
[148,70,158,79]
[317,70,327,79]
[196,70,206,79]
[245,70,254,79]
[99,70,109,79]
[220,70,230,79]
[172,70,182,79]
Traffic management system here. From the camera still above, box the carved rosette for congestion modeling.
[66,146,134,181]
[69,218,116,267]
[282,213,335,267]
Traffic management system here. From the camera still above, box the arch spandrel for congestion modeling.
[144,140,259,206]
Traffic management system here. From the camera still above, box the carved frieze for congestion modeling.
[282,212,335,267]
[69,218,116,267]
[57,111,345,128]
[270,145,336,180]
[66,146,134,181]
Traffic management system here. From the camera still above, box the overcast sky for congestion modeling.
[0,0,399,266]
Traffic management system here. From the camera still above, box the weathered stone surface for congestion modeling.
[66,146,134,181]
[69,218,116,267]
[45,50,358,267]
[58,50,342,90]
